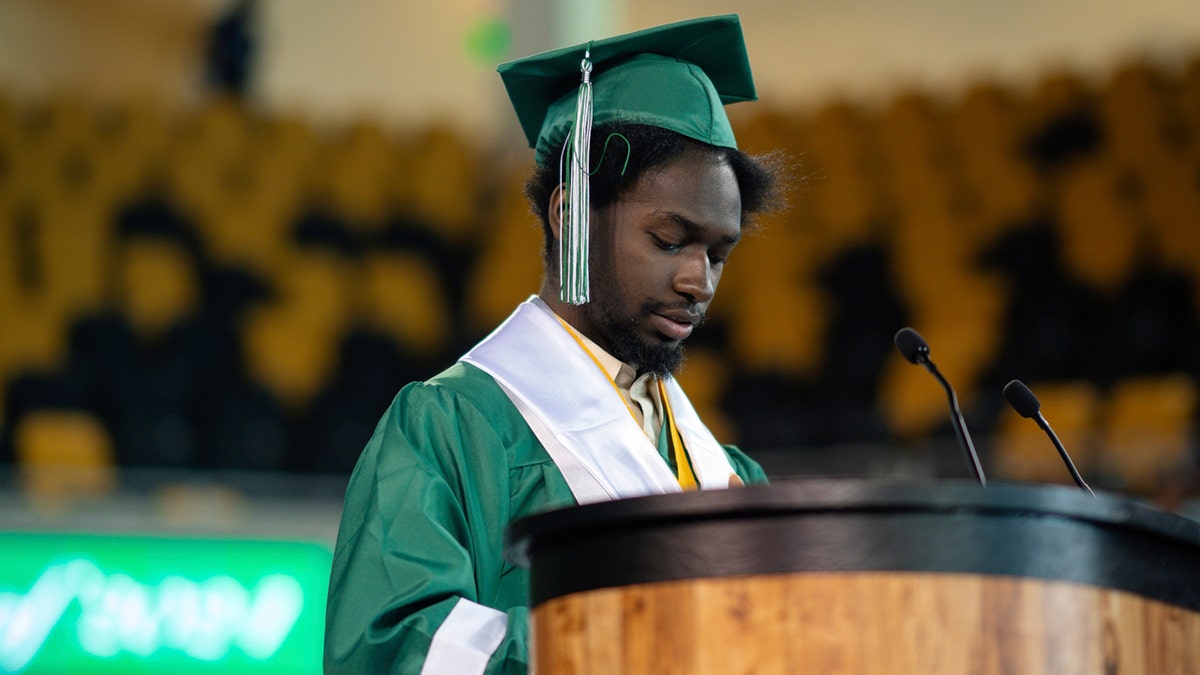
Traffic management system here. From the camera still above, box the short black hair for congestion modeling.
[524,122,785,267]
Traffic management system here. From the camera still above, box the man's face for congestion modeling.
[580,152,742,377]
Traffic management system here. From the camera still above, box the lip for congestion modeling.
[650,310,699,341]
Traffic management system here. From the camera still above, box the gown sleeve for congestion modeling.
[723,444,770,485]
[324,380,531,675]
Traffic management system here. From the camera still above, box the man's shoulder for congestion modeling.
[399,361,516,422]
[424,360,503,398]
[385,360,557,471]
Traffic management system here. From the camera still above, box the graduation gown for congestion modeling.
[324,300,767,674]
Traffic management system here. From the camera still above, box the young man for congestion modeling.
[325,15,782,674]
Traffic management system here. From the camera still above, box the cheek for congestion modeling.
[608,234,652,284]
[709,265,725,291]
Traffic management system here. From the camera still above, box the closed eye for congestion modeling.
[650,233,683,252]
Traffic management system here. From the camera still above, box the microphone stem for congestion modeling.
[921,358,987,486]
[1035,413,1095,496]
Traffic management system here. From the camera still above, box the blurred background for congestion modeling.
[2,0,1200,671]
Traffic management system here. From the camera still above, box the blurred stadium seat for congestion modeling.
[118,235,201,342]
[801,101,885,256]
[406,126,487,245]
[464,163,545,332]
[949,82,1042,245]
[243,303,338,414]
[314,119,397,232]
[1054,158,1141,295]
[356,248,450,360]
[0,48,1197,504]
[1098,374,1197,494]
[675,346,736,443]
[14,408,115,504]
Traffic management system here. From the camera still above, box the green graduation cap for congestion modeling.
[498,14,757,165]
[497,14,758,305]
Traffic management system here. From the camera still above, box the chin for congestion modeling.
[633,340,686,378]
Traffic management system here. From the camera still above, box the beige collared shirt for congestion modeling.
[570,329,663,441]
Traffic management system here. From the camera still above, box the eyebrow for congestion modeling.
[655,210,741,246]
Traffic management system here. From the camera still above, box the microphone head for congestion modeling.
[1003,379,1042,418]
[894,327,930,365]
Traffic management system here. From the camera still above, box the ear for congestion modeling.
[547,183,565,243]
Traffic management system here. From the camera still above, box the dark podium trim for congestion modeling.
[505,479,1200,610]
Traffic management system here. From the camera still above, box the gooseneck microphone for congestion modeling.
[893,327,988,486]
[1002,379,1095,496]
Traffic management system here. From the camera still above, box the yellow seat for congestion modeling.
[464,164,544,333]
[15,409,116,505]
[245,116,314,225]
[196,178,293,278]
[0,116,31,207]
[242,304,338,412]
[948,82,1040,239]
[118,237,200,342]
[357,249,451,359]
[951,82,1021,155]
[799,101,885,253]
[23,96,93,158]
[1139,156,1200,283]
[162,143,224,223]
[877,91,959,220]
[1181,56,1200,136]
[34,189,115,319]
[173,94,250,167]
[254,113,320,178]
[890,203,977,310]
[1026,70,1092,127]
[1054,159,1140,296]
[314,119,396,230]
[1099,61,1175,169]
[721,222,826,380]
[0,298,71,397]
[726,279,826,381]
[1098,374,1197,495]
[275,248,355,337]
[407,126,485,244]
[674,346,735,443]
[991,381,1101,485]
[93,96,173,201]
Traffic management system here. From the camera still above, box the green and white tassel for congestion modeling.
[559,47,593,305]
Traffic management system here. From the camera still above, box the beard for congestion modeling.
[581,221,690,378]
[589,292,686,378]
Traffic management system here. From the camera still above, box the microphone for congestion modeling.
[893,327,987,486]
[1002,379,1095,496]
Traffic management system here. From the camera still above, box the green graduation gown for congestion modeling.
[324,360,767,674]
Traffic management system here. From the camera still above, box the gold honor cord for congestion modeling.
[658,378,699,490]
[554,316,641,423]
[554,316,697,490]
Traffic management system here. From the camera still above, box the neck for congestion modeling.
[538,284,590,338]
[536,285,623,367]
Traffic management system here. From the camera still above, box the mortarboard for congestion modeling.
[497,14,758,305]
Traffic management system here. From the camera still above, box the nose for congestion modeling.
[673,251,716,304]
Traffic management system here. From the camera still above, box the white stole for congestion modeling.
[462,297,737,504]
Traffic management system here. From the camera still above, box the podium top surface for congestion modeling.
[506,479,1200,609]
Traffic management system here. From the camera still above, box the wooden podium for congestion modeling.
[505,480,1200,674]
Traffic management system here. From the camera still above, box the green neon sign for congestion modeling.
[0,533,331,674]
